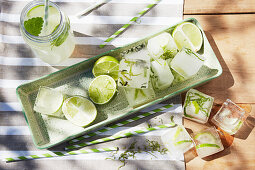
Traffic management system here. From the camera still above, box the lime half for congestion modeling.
[172,22,203,52]
[62,96,97,127]
[89,75,117,104]
[92,56,119,80]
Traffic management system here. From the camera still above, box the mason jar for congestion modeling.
[20,0,75,65]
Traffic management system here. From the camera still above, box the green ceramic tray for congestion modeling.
[16,18,222,149]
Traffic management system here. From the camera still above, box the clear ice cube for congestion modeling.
[151,59,174,90]
[170,48,204,78]
[212,99,248,135]
[123,81,155,108]
[161,125,194,156]
[183,89,214,124]
[147,32,178,60]
[33,86,65,118]
[192,126,224,158]
[118,57,150,89]
[124,49,150,61]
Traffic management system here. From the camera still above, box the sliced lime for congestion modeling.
[194,132,217,144]
[33,86,64,117]
[89,75,117,104]
[92,56,119,80]
[62,96,97,127]
[195,143,220,149]
[174,140,192,146]
[172,22,203,52]
[26,5,61,36]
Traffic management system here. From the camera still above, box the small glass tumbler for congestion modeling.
[20,0,75,65]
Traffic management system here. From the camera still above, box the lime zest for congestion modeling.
[184,48,204,61]
[173,126,183,141]
[192,100,200,114]
[195,143,220,149]
[24,17,43,36]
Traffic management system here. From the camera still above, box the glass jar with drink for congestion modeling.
[20,0,75,65]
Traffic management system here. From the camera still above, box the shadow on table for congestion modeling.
[234,115,255,140]
[196,31,235,103]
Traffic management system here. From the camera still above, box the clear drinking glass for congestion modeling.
[20,0,75,65]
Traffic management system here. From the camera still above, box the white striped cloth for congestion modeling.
[0,0,184,169]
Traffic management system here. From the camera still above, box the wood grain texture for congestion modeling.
[184,103,255,170]
[183,14,255,103]
[184,0,255,14]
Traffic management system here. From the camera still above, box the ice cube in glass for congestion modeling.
[170,48,204,78]
[212,99,248,135]
[118,57,150,89]
[183,89,214,124]
[123,82,155,108]
[151,59,174,90]
[192,126,224,158]
[161,125,194,155]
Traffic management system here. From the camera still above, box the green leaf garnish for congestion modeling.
[24,17,43,36]
[51,22,70,47]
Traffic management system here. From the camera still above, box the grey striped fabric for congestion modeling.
[0,0,184,169]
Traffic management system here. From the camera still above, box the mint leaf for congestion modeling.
[51,23,70,47]
[24,17,43,36]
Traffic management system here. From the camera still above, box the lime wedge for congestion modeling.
[92,56,119,80]
[26,5,61,36]
[33,86,64,117]
[62,96,97,127]
[194,132,217,144]
[89,75,117,104]
[195,143,220,149]
[172,22,203,52]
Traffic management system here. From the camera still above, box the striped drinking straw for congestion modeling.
[69,104,173,144]
[99,0,161,48]
[66,117,176,150]
[3,147,118,162]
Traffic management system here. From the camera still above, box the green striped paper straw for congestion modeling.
[3,147,118,162]
[66,120,176,150]
[99,0,161,48]
[69,104,173,144]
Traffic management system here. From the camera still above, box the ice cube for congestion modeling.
[151,59,174,90]
[161,125,194,156]
[147,32,178,60]
[33,86,65,118]
[123,81,155,108]
[183,89,214,124]
[170,48,204,78]
[124,49,150,61]
[192,126,224,158]
[118,57,150,89]
[212,99,248,135]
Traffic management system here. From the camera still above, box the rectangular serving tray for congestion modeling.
[16,18,222,149]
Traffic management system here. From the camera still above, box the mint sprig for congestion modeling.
[51,23,70,47]
[24,17,43,36]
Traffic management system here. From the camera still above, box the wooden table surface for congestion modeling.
[183,0,255,169]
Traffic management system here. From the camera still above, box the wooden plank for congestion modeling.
[183,14,255,103]
[184,0,255,14]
